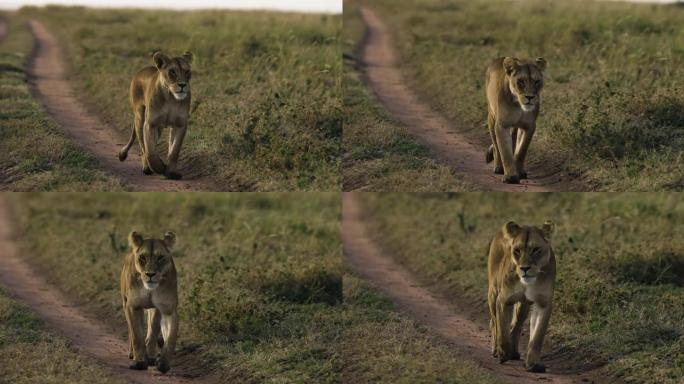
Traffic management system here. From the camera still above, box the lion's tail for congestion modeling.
[485,144,494,164]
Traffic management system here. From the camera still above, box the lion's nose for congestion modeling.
[520,266,531,273]
[178,82,187,89]
[145,272,156,278]
[524,95,534,102]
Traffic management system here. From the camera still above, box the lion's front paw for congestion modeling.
[143,166,153,175]
[129,360,149,370]
[156,357,170,373]
[494,165,504,175]
[518,170,528,180]
[526,363,546,373]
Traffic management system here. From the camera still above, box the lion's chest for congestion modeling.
[148,102,189,128]
[503,107,537,130]
[127,288,170,310]
[513,281,552,306]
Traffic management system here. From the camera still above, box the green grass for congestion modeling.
[0,13,125,191]
[361,193,684,383]
[17,6,341,191]
[342,0,472,191]
[8,193,499,383]
[363,0,684,191]
[0,288,126,384]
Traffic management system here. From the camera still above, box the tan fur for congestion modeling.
[487,220,555,373]
[485,57,547,184]
[118,51,194,180]
[120,231,179,373]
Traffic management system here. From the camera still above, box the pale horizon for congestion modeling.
[0,0,341,13]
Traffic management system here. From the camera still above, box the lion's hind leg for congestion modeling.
[488,287,498,357]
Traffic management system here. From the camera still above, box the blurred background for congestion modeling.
[0,0,342,13]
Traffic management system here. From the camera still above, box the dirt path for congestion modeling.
[342,193,598,384]
[359,7,571,192]
[0,20,7,43]
[27,20,206,192]
[0,197,199,384]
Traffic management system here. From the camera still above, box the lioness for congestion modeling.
[485,57,547,184]
[118,51,193,180]
[120,231,179,373]
[487,220,555,373]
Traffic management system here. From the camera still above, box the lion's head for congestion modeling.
[128,231,176,290]
[503,57,546,112]
[152,51,193,101]
[503,220,554,285]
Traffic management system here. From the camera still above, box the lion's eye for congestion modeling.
[517,80,525,88]
[185,70,191,78]
[531,247,541,256]
[513,249,521,258]
[535,80,542,87]
[138,256,145,264]
[169,69,176,78]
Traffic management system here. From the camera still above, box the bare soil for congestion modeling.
[342,192,600,383]
[359,7,575,192]
[0,19,7,42]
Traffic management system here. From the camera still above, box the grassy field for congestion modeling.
[0,288,126,384]
[0,14,124,191]
[342,0,472,191]
[361,193,684,383]
[6,193,499,383]
[16,6,341,191]
[360,0,684,191]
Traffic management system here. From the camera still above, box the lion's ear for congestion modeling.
[152,51,170,69]
[503,57,519,76]
[503,221,522,239]
[128,231,144,248]
[182,51,194,64]
[163,231,176,249]
[535,57,547,71]
[541,220,555,239]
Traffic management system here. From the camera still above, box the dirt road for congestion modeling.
[27,20,205,191]
[0,197,199,384]
[0,19,7,43]
[342,193,597,383]
[359,7,571,192]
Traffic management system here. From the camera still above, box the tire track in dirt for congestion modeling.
[27,20,207,192]
[342,193,598,384]
[0,197,201,384]
[0,20,7,43]
[359,7,572,192]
